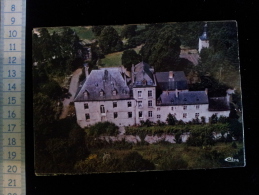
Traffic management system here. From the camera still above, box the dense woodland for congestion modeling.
[33,22,244,174]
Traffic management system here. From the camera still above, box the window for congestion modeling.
[100,91,104,96]
[148,90,152,97]
[139,111,143,118]
[195,113,199,118]
[148,100,152,107]
[128,101,132,107]
[84,103,89,109]
[84,91,88,97]
[183,113,187,118]
[112,90,117,96]
[196,105,199,109]
[113,102,117,108]
[157,115,161,119]
[148,111,152,118]
[183,105,187,110]
[128,112,132,118]
[138,101,143,108]
[114,112,118,118]
[138,91,142,98]
[157,107,160,111]
[100,105,105,113]
[171,107,174,111]
[85,113,90,120]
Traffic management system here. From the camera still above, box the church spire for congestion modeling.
[200,22,208,40]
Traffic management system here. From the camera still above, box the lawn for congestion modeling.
[101,46,143,67]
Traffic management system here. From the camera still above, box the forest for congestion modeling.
[33,21,244,174]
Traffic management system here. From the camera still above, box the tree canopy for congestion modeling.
[121,49,141,70]
[98,26,123,54]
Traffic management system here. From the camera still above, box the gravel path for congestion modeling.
[60,68,82,119]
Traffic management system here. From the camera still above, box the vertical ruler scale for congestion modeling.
[0,0,26,194]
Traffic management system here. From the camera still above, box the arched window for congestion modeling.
[100,105,105,113]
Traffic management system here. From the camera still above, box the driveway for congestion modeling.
[60,68,82,119]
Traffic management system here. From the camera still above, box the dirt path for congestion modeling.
[60,68,82,119]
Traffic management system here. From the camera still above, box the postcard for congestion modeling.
[33,21,245,175]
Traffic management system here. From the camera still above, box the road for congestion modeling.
[59,68,82,119]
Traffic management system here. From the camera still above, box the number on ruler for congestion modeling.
[8,124,16,131]
[10,43,16,50]
[7,165,18,173]
[11,4,15,11]
[11,17,15,24]
[8,138,16,145]
[8,151,16,159]
[8,83,16,90]
[9,57,16,64]
[9,30,17,37]
[8,97,17,104]
[8,179,16,186]
[8,111,16,118]
[8,70,16,77]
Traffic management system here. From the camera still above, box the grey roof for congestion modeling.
[74,69,131,102]
[158,91,208,106]
[133,62,156,87]
[155,71,188,91]
[209,97,230,111]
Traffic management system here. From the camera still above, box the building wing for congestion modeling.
[74,69,130,102]
[158,91,208,106]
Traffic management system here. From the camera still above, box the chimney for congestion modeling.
[131,64,135,84]
[169,71,174,79]
[84,63,89,78]
[205,88,208,95]
[175,88,179,98]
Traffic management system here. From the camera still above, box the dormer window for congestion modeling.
[84,91,88,97]
[112,90,117,96]
[184,98,187,101]
[196,98,199,101]
[100,91,104,96]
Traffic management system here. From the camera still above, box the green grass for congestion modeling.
[101,51,123,67]
[101,45,143,67]
[42,26,95,43]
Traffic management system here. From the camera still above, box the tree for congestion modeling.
[98,26,123,54]
[121,49,141,70]
[92,25,105,37]
[139,24,181,72]
[121,25,137,39]
[166,113,177,125]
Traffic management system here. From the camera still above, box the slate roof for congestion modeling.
[133,62,156,87]
[209,97,230,111]
[155,71,188,91]
[158,91,208,106]
[74,69,131,102]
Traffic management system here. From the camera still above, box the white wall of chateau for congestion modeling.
[199,39,209,53]
[75,99,136,128]
[133,87,157,124]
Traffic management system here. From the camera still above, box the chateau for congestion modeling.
[74,62,230,128]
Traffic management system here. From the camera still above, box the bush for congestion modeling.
[86,121,119,137]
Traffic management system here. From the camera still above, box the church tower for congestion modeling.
[198,22,209,53]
